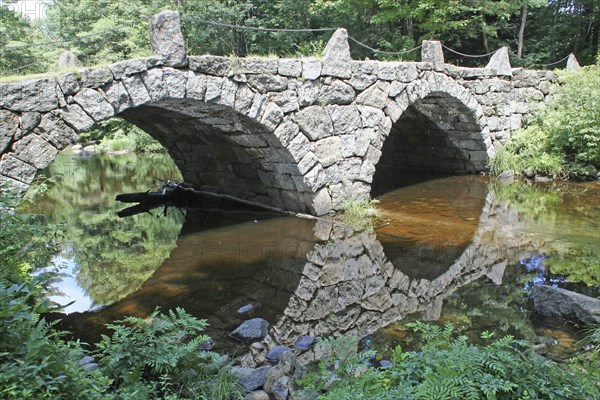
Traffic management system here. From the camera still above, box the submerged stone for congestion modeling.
[294,335,315,350]
[231,318,269,342]
[266,346,292,365]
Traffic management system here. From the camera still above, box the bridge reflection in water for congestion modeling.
[59,176,540,358]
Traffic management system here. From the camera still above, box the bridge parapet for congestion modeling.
[0,11,560,215]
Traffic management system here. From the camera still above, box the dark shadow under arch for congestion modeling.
[372,92,488,196]
[118,98,313,213]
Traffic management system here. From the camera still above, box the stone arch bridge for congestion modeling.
[0,11,560,215]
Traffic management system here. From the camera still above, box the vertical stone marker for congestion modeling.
[150,10,187,67]
[58,50,82,69]
[322,28,352,79]
[421,40,444,70]
[486,46,512,77]
[566,53,581,71]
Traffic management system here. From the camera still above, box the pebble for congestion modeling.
[294,335,315,350]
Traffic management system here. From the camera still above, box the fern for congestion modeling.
[301,323,600,400]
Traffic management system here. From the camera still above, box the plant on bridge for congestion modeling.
[341,198,382,230]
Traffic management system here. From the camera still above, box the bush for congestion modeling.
[0,283,109,400]
[491,56,600,179]
[299,322,600,399]
[95,307,242,399]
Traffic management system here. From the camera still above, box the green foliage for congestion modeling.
[0,282,109,400]
[544,62,600,172]
[545,247,600,286]
[94,307,242,399]
[22,151,183,306]
[87,118,165,154]
[491,60,600,179]
[489,126,566,178]
[341,198,382,230]
[489,180,563,219]
[301,322,600,399]
[0,184,63,284]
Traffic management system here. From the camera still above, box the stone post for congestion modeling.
[322,28,352,78]
[566,53,581,71]
[421,40,444,70]
[486,47,512,76]
[150,10,187,67]
[58,50,82,69]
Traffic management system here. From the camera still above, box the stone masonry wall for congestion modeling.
[0,22,558,215]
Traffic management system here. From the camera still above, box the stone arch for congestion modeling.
[371,71,491,195]
[0,64,327,214]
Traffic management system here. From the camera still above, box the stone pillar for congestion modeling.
[421,40,444,69]
[58,50,82,69]
[322,28,352,78]
[150,10,187,67]
[486,47,512,77]
[566,53,581,71]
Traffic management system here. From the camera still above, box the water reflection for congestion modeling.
[28,155,598,358]
[58,176,546,357]
[23,149,184,309]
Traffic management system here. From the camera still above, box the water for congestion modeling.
[25,149,600,358]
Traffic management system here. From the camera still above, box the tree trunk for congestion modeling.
[517,4,528,59]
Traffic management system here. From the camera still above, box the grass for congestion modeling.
[341,198,382,230]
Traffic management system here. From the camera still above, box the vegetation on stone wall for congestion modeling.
[490,58,600,179]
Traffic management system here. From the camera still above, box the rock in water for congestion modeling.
[150,10,187,67]
[266,346,292,365]
[231,318,269,342]
[294,335,315,351]
[231,366,271,391]
[532,285,600,327]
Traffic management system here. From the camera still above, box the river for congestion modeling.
[24,149,599,360]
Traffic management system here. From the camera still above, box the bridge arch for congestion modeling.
[0,39,556,215]
[371,71,491,195]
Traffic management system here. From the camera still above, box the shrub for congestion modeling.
[299,322,600,399]
[490,56,600,179]
[0,282,109,400]
[95,307,243,400]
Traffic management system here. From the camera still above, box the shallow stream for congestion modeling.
[25,149,600,359]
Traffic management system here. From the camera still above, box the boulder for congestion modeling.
[294,335,315,351]
[421,40,444,69]
[322,28,352,78]
[58,50,82,69]
[232,366,271,391]
[486,47,512,77]
[231,318,269,342]
[266,346,292,365]
[498,170,515,184]
[264,351,305,400]
[245,390,270,400]
[532,285,600,327]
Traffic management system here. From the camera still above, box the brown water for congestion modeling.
[26,150,600,358]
